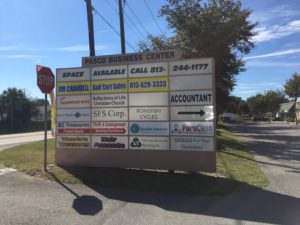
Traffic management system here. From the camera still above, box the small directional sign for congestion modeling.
[171,106,213,121]
[178,109,206,117]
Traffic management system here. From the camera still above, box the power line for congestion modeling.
[104,0,146,41]
[103,0,118,14]
[126,1,151,37]
[143,0,165,36]
[92,6,137,52]
[124,11,147,40]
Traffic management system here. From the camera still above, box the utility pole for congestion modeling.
[118,0,126,54]
[85,0,95,56]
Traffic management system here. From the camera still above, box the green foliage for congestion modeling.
[222,96,249,115]
[223,95,241,113]
[139,0,257,113]
[237,100,249,115]
[0,127,268,194]
[32,98,50,106]
[284,73,300,124]
[0,88,37,133]
[217,126,268,187]
[284,73,300,98]
[247,90,287,116]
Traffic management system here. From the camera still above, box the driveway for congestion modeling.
[228,122,300,198]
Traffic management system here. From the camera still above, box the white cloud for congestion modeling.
[252,5,300,23]
[234,83,257,94]
[237,90,257,94]
[233,82,283,99]
[97,29,113,34]
[245,48,300,60]
[0,46,36,51]
[256,82,282,88]
[270,5,300,18]
[246,61,300,67]
[232,85,258,98]
[254,20,300,42]
[0,46,17,51]
[55,44,109,52]
[0,54,46,59]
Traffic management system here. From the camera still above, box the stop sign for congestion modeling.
[36,65,55,93]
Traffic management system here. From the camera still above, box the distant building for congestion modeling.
[279,99,300,121]
[31,105,51,121]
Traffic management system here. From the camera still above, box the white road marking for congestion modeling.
[0,168,17,176]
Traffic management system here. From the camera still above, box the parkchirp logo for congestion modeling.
[131,138,141,148]
[130,124,140,134]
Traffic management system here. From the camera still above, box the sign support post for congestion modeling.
[44,93,48,171]
[36,65,55,172]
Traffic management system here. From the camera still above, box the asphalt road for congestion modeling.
[228,122,300,198]
[0,123,299,225]
[0,131,53,151]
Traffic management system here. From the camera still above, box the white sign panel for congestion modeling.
[170,90,213,106]
[57,136,90,148]
[92,136,128,149]
[129,92,168,106]
[130,136,169,150]
[129,62,168,77]
[92,65,127,80]
[129,107,169,121]
[129,122,169,136]
[170,75,212,91]
[56,108,90,122]
[92,94,128,107]
[92,107,128,121]
[170,121,214,136]
[57,95,90,108]
[57,121,90,135]
[170,106,214,121]
[56,68,90,82]
[92,121,128,135]
[171,136,214,151]
[169,58,212,75]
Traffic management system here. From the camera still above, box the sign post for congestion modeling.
[36,65,55,171]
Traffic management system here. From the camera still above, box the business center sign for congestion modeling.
[56,51,216,172]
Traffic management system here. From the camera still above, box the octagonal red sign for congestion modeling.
[36,65,55,93]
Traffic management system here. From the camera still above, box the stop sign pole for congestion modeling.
[36,65,55,172]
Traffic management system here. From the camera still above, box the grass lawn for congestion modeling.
[0,125,268,195]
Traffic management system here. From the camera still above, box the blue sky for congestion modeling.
[0,0,300,100]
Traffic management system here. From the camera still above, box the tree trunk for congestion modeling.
[10,96,13,132]
[0,97,3,121]
[295,97,298,125]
